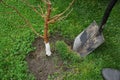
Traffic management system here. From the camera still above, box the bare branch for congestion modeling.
[0,11,15,14]
[47,0,51,3]
[48,8,73,24]
[1,1,43,38]
[48,0,75,23]
[42,0,48,4]
[56,8,73,22]
[46,1,51,19]
[21,0,45,18]
[38,4,44,15]
[59,0,75,15]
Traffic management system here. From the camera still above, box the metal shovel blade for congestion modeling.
[73,21,105,57]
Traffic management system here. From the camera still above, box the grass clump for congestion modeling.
[55,41,81,63]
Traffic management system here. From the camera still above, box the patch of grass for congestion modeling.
[55,41,81,63]
[55,41,104,80]
[0,1,37,80]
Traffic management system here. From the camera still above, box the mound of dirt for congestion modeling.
[26,37,64,80]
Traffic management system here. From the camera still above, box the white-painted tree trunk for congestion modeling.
[45,42,52,56]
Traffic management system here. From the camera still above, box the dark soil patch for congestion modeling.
[26,35,73,80]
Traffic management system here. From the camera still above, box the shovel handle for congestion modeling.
[99,0,118,32]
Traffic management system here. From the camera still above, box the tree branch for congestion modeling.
[21,0,45,18]
[42,0,48,4]
[57,8,73,22]
[1,1,43,38]
[0,11,16,14]
[48,0,75,24]
[38,4,44,15]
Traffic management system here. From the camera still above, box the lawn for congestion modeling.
[0,0,120,80]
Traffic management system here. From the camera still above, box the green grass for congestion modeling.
[0,0,120,80]
[56,41,81,63]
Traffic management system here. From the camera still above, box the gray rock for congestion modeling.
[102,68,120,80]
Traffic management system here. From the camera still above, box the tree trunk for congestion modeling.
[43,2,52,56]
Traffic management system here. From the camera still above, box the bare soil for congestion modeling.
[26,36,73,80]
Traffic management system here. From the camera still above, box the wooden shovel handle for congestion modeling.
[99,0,118,32]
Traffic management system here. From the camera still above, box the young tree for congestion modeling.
[1,0,75,56]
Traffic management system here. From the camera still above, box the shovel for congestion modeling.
[73,0,118,57]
